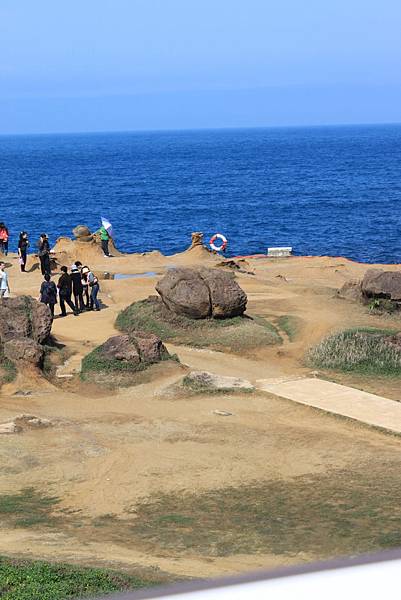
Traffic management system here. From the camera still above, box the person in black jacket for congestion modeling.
[18,231,29,272]
[39,273,57,317]
[71,265,85,312]
[57,266,78,317]
[38,233,51,276]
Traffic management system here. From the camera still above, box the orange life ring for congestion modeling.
[209,233,228,252]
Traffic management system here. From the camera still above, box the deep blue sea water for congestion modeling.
[0,124,401,262]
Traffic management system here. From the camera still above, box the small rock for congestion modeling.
[213,410,233,417]
[185,371,254,392]
[0,421,22,434]
[14,414,53,429]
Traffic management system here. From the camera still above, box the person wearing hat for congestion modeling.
[82,266,100,311]
[71,264,85,312]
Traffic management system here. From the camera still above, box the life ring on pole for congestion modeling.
[209,233,228,252]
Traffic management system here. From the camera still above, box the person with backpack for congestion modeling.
[0,223,9,256]
[18,231,29,272]
[57,266,78,317]
[38,233,51,276]
[82,266,100,311]
[39,273,57,317]
[71,264,85,312]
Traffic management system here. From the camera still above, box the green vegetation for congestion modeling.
[276,315,302,341]
[0,353,17,386]
[0,556,165,600]
[126,466,401,558]
[368,298,399,314]
[307,327,401,376]
[0,488,60,529]
[116,297,281,353]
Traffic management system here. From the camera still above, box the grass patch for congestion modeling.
[307,327,401,376]
[0,556,167,600]
[127,466,401,559]
[276,315,302,341]
[0,488,60,528]
[116,297,281,353]
[0,353,17,386]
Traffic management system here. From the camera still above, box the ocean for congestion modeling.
[0,124,401,262]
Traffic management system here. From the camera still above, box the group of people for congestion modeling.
[0,222,113,317]
[39,262,100,317]
[0,223,112,275]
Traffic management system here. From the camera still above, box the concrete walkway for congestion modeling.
[257,377,401,434]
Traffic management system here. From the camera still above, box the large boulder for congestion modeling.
[4,339,44,368]
[97,332,169,365]
[0,297,52,344]
[156,268,247,319]
[361,269,401,300]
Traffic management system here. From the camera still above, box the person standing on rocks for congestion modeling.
[18,231,29,272]
[57,266,78,317]
[39,273,57,317]
[38,233,51,276]
[0,262,10,298]
[82,266,100,311]
[74,261,90,309]
[0,223,9,256]
[96,224,111,257]
[71,264,85,312]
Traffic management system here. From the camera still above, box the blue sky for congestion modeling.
[1,0,401,133]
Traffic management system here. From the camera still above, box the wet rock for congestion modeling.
[156,267,247,319]
[361,269,401,300]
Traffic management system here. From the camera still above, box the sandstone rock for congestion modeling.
[14,414,53,429]
[200,268,247,318]
[72,225,93,240]
[337,280,363,302]
[0,297,52,344]
[97,332,169,365]
[156,267,247,319]
[4,339,44,367]
[184,370,254,391]
[0,414,53,434]
[99,335,141,363]
[134,331,169,362]
[361,269,401,300]
[156,268,211,319]
[190,232,204,247]
[0,421,21,434]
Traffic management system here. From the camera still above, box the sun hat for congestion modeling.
[81,267,90,274]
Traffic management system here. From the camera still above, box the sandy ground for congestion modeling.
[1,241,401,578]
